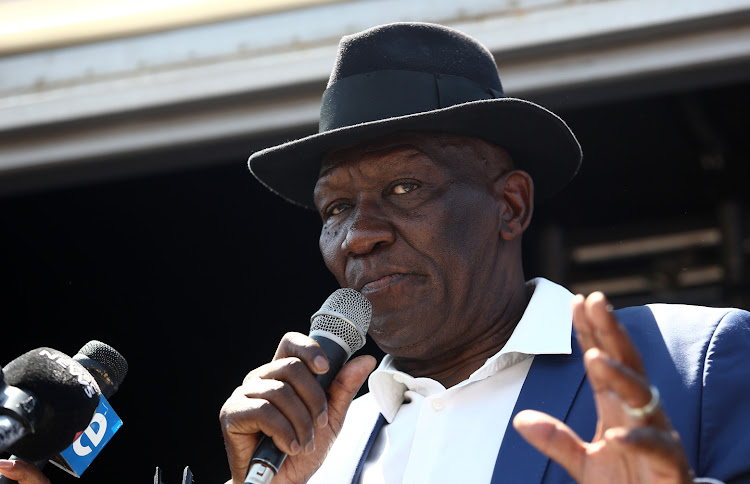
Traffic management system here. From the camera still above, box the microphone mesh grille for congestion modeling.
[310,288,371,354]
[78,340,129,385]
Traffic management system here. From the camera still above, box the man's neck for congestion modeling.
[389,281,532,388]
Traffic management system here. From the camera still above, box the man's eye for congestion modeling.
[327,203,350,216]
[392,182,419,195]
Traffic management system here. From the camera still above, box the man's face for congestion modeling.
[313,132,517,359]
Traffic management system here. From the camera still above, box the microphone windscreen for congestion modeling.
[3,348,101,460]
[74,340,128,399]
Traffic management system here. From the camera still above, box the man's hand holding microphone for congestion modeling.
[220,289,376,484]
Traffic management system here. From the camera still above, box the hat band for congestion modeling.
[319,70,504,133]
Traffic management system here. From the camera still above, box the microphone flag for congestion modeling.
[50,395,122,477]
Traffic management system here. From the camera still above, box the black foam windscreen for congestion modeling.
[3,347,101,460]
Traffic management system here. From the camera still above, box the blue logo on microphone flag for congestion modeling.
[55,395,123,476]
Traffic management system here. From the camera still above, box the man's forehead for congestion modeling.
[318,132,438,176]
[317,131,512,181]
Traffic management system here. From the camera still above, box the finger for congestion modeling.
[220,391,305,483]
[273,332,331,375]
[245,356,330,430]
[584,292,645,375]
[0,460,50,484]
[221,367,323,479]
[513,410,587,483]
[585,375,631,435]
[604,426,694,481]
[240,377,321,454]
[572,293,597,354]
[585,348,669,429]
[220,391,300,453]
[325,355,377,431]
[221,355,375,470]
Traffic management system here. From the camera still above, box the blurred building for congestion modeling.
[3,0,749,308]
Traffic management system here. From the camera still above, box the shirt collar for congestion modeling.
[367,278,574,422]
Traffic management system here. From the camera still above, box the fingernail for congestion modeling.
[289,440,300,455]
[0,460,11,469]
[314,355,329,373]
[305,440,316,454]
[317,410,328,428]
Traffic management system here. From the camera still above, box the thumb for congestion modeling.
[325,355,377,430]
[513,409,586,482]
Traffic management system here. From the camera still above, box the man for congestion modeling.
[219,22,750,484]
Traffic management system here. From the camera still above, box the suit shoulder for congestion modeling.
[616,304,748,334]
[613,304,749,365]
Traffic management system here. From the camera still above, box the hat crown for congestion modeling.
[328,22,503,92]
[319,23,506,134]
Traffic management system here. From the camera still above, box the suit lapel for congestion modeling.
[490,334,585,484]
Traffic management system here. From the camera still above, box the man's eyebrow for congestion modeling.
[318,145,427,179]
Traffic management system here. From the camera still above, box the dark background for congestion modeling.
[2,76,749,482]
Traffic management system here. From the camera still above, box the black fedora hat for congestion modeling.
[248,22,582,209]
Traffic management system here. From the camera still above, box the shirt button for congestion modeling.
[432,399,444,411]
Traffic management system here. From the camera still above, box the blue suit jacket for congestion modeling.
[349,304,750,483]
[492,304,750,484]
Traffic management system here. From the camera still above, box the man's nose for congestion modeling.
[341,203,396,256]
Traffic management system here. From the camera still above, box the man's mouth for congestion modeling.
[360,273,409,294]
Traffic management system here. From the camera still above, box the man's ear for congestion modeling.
[495,169,534,241]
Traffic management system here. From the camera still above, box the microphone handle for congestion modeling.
[244,336,349,484]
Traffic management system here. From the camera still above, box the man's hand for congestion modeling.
[219,332,376,484]
[513,292,695,484]
[0,460,50,484]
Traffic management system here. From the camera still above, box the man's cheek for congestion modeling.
[319,237,343,277]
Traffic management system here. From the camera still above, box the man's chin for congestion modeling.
[367,309,437,353]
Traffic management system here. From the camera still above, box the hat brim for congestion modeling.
[248,97,582,210]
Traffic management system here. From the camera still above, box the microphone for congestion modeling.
[245,288,372,484]
[46,340,128,477]
[73,340,129,400]
[0,348,100,459]
[0,341,128,483]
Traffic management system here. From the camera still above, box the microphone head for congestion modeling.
[74,340,128,399]
[310,288,371,356]
[3,347,101,460]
